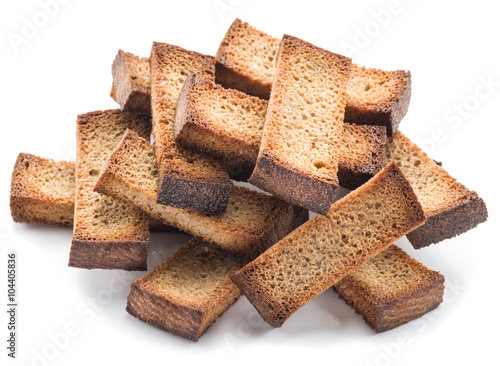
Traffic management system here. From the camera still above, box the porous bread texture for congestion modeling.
[174,73,268,167]
[249,35,351,214]
[111,50,151,113]
[94,130,296,258]
[150,41,231,213]
[126,237,248,341]
[174,73,386,189]
[10,153,75,226]
[385,130,488,248]
[231,162,426,327]
[10,154,173,231]
[333,245,445,332]
[215,19,411,136]
[215,18,281,100]
[345,65,411,136]
[338,124,387,190]
[69,110,151,271]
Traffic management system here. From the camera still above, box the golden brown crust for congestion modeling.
[69,110,151,271]
[126,238,248,341]
[10,153,75,226]
[111,50,151,113]
[249,35,351,214]
[386,131,488,248]
[333,245,445,332]
[231,162,426,327]
[94,130,297,258]
[150,41,231,212]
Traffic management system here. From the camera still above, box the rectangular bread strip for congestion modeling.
[10,153,75,227]
[386,130,488,248]
[248,35,351,214]
[126,237,248,342]
[94,130,296,258]
[215,19,411,135]
[230,161,426,327]
[333,245,445,332]
[150,42,231,213]
[174,73,386,189]
[69,110,151,271]
[112,50,151,114]
[9,153,174,231]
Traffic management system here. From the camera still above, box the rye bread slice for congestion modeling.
[231,162,426,327]
[69,110,151,271]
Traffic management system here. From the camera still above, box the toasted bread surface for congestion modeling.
[231,162,426,327]
[69,110,151,271]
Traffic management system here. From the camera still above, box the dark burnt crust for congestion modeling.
[407,193,488,249]
[249,152,339,215]
[68,239,149,271]
[156,168,231,213]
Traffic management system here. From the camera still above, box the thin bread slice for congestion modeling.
[126,237,248,341]
[10,153,75,227]
[150,41,231,212]
[174,73,386,189]
[215,19,411,135]
[231,161,426,327]
[248,35,352,214]
[333,245,445,332]
[9,154,173,231]
[69,110,151,271]
[111,50,151,113]
[94,130,296,258]
[386,130,488,248]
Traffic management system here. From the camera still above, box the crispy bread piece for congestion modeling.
[344,65,411,136]
[231,162,426,327]
[215,19,411,135]
[150,42,231,212]
[10,154,173,231]
[248,35,351,214]
[69,110,151,271]
[94,130,296,258]
[386,131,488,248]
[10,153,75,226]
[215,19,281,100]
[126,237,248,341]
[111,50,151,113]
[333,245,445,332]
[174,73,386,189]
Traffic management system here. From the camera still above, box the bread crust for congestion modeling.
[232,162,426,327]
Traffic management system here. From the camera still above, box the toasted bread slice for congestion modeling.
[69,110,151,271]
[94,130,297,258]
[10,153,75,226]
[215,19,411,135]
[174,73,386,189]
[386,131,488,248]
[111,50,151,114]
[150,42,231,212]
[345,65,411,136]
[126,237,248,341]
[333,245,445,332]
[10,154,173,231]
[248,35,351,214]
[231,162,426,327]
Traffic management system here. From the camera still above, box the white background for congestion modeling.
[1,0,498,365]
